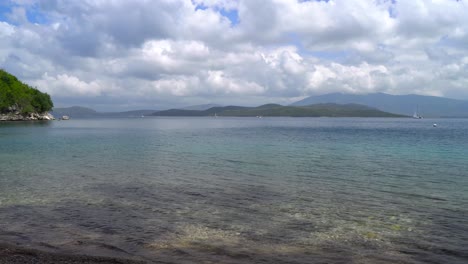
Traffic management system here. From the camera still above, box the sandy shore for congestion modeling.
[0,243,149,264]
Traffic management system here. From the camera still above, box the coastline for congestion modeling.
[0,112,54,121]
[0,243,148,264]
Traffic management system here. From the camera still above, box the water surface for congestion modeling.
[1,117,467,263]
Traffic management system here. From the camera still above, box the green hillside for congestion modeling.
[0,69,53,114]
[291,92,468,117]
[153,106,248,116]
[153,103,406,117]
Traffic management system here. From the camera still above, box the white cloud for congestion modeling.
[34,73,104,97]
[150,77,195,97]
[0,0,467,110]
[204,70,265,95]
[0,22,15,38]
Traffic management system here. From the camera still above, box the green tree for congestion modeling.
[0,69,53,114]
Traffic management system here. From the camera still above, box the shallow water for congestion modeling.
[1,117,467,263]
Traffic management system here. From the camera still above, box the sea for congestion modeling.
[0,117,467,264]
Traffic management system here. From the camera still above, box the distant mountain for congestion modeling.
[52,107,157,118]
[51,106,98,117]
[153,103,404,117]
[291,93,468,117]
[180,104,222,111]
[154,106,247,116]
[101,110,157,117]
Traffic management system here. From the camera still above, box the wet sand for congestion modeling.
[0,243,149,264]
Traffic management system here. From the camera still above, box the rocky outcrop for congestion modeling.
[0,112,55,121]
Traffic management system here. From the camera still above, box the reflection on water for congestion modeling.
[0,120,52,128]
[0,117,468,263]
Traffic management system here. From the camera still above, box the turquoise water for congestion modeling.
[0,117,467,263]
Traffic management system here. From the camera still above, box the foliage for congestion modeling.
[0,69,53,114]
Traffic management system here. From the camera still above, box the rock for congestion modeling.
[0,112,55,121]
[39,112,55,120]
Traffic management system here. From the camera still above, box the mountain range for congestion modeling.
[152,103,404,117]
[291,93,468,117]
[180,104,222,111]
[50,103,221,118]
[52,93,468,118]
[51,106,157,118]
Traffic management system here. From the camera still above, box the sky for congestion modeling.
[0,0,467,111]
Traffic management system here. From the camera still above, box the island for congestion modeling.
[152,103,406,117]
[0,69,54,121]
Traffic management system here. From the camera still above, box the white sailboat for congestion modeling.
[413,106,423,119]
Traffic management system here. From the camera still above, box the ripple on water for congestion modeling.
[1,118,468,263]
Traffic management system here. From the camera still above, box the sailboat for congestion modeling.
[413,106,423,119]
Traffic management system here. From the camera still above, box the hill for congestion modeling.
[291,93,468,117]
[51,107,158,118]
[51,106,98,117]
[153,103,404,117]
[102,110,158,117]
[153,106,247,116]
[0,69,54,120]
[180,104,222,111]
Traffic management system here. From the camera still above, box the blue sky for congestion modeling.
[0,1,46,25]
[219,8,239,26]
[0,3,13,22]
[1,0,467,111]
[194,2,239,26]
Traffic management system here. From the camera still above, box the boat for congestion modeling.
[413,106,423,119]
[60,115,70,120]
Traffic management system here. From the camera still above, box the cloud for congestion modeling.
[0,0,467,110]
[34,73,104,97]
[0,21,15,37]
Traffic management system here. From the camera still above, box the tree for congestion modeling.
[0,69,54,114]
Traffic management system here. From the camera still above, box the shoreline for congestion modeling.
[0,243,149,264]
[0,112,54,121]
